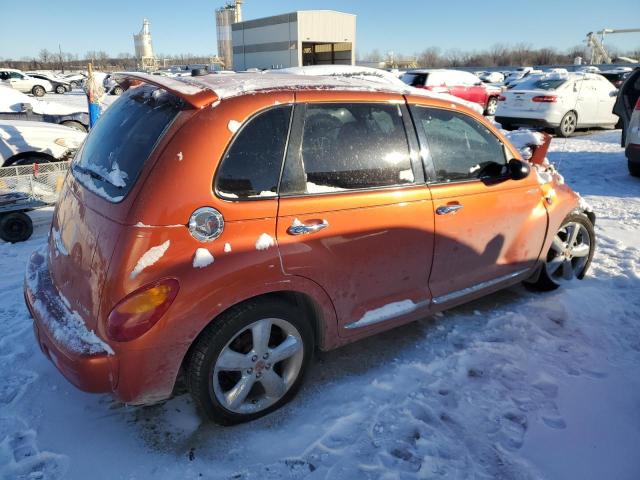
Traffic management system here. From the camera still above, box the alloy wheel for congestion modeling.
[545,221,591,284]
[212,317,304,414]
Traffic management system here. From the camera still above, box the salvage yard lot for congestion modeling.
[1,130,639,479]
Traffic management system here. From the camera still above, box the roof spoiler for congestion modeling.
[112,72,219,109]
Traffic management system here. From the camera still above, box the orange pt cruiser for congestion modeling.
[24,73,595,425]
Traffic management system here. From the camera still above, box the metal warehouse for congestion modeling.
[232,10,356,70]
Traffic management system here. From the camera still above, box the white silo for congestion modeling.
[133,18,157,70]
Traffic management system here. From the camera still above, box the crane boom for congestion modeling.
[586,27,640,64]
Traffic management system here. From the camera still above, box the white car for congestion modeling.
[0,85,89,131]
[0,68,53,97]
[0,120,85,166]
[479,71,505,84]
[495,72,619,137]
[267,65,485,114]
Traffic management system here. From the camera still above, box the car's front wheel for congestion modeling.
[187,298,313,425]
[527,213,595,291]
[60,120,87,132]
[55,85,66,94]
[32,85,45,97]
[112,86,123,96]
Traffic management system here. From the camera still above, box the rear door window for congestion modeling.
[281,103,414,194]
[72,85,182,202]
[215,105,292,199]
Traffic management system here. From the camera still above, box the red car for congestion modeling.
[401,69,502,115]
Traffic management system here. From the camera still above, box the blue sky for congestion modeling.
[1,0,638,59]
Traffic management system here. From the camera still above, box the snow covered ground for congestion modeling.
[1,130,639,479]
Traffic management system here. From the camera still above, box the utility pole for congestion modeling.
[59,43,64,73]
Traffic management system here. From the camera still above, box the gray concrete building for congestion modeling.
[232,10,356,71]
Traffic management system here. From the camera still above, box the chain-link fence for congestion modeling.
[0,161,70,206]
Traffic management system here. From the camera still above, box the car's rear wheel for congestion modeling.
[187,298,314,425]
[0,212,33,243]
[32,85,45,97]
[60,120,87,132]
[112,86,123,96]
[55,85,66,94]
[556,111,577,137]
[485,96,498,116]
[527,213,595,291]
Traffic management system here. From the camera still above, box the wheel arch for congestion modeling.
[177,286,335,393]
[4,151,55,166]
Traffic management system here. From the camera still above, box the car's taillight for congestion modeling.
[532,95,557,103]
[498,95,507,101]
[107,278,179,342]
[635,98,640,110]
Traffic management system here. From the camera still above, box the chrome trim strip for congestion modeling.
[432,268,531,305]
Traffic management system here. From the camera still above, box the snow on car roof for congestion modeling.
[117,71,484,114]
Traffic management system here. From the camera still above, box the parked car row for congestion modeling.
[0,68,84,96]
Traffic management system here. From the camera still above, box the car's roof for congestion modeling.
[404,69,465,74]
[115,71,457,109]
[0,68,21,72]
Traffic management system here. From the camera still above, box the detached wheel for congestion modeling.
[55,85,66,94]
[485,97,498,116]
[112,86,123,96]
[527,213,595,291]
[0,212,33,243]
[32,85,45,97]
[187,298,313,425]
[556,111,577,137]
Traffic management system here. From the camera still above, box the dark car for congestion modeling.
[612,67,640,176]
[601,70,632,89]
[25,73,72,94]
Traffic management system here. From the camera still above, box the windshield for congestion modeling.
[72,85,182,202]
[513,78,566,91]
[400,73,427,87]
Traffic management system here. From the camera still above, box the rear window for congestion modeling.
[515,78,566,91]
[401,73,427,87]
[72,85,182,202]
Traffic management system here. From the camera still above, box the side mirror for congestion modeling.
[20,103,33,114]
[508,158,530,180]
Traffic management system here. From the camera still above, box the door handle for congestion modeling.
[287,219,329,235]
[436,204,463,215]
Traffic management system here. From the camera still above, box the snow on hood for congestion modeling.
[0,85,81,115]
[0,120,86,164]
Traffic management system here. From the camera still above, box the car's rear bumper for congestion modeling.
[24,247,118,394]
[495,116,557,128]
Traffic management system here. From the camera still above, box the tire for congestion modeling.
[32,85,45,97]
[60,120,87,132]
[629,158,640,177]
[555,111,577,137]
[485,97,498,116]
[526,213,595,291]
[187,298,314,425]
[0,212,33,243]
[112,86,123,96]
[69,81,78,89]
[55,85,66,94]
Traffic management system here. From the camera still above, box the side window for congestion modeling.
[287,103,414,194]
[215,105,292,199]
[412,106,506,183]
[9,72,23,79]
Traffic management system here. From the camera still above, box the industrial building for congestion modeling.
[228,10,356,71]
